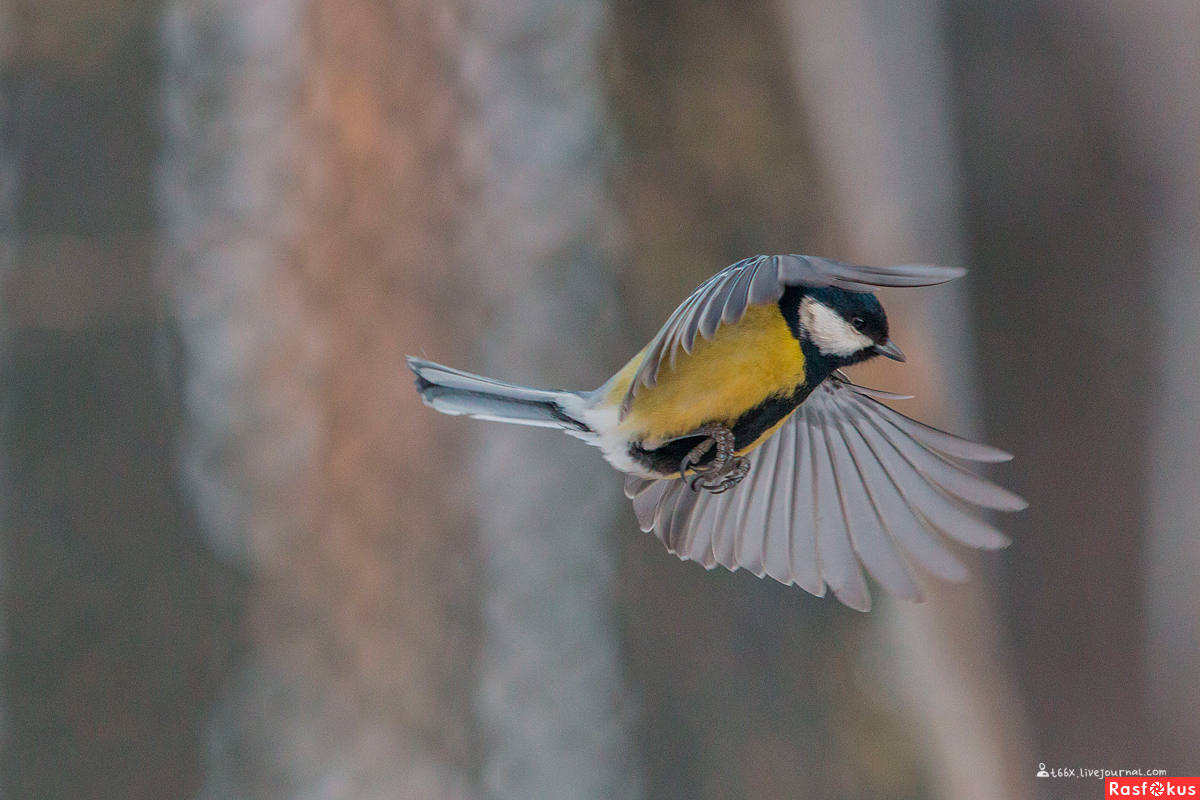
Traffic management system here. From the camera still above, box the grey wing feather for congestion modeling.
[806,405,872,609]
[620,255,965,418]
[836,408,969,582]
[826,409,925,603]
[624,473,654,500]
[757,414,795,585]
[624,373,1022,610]
[720,259,760,325]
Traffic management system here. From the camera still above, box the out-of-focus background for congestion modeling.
[2,1,1198,798]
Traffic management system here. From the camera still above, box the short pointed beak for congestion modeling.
[874,339,906,362]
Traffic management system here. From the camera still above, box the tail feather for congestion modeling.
[407,356,591,432]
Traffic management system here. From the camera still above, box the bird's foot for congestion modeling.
[677,424,749,494]
[689,455,749,493]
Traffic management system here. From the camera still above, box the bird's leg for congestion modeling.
[675,424,749,493]
[677,424,732,477]
[678,436,715,476]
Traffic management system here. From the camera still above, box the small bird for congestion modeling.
[408,254,1024,610]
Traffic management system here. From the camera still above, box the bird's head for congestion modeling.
[792,287,905,369]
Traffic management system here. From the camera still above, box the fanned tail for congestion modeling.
[406,356,591,432]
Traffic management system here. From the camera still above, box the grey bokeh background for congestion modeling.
[2,1,1198,799]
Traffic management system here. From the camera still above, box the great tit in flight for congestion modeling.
[408,254,1024,610]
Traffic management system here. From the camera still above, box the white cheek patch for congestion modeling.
[799,297,874,357]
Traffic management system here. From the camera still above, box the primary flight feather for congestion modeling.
[408,254,1024,610]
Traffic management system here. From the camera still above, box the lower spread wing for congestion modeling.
[620,255,965,417]
[623,374,1025,611]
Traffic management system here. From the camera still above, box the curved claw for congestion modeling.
[676,422,748,491]
[723,456,750,489]
[693,456,749,493]
[678,424,736,479]
[675,424,749,493]
[679,437,716,478]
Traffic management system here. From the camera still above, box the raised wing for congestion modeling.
[623,374,1024,611]
[621,255,964,417]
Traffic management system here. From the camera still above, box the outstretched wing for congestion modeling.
[620,255,964,417]
[623,374,1024,611]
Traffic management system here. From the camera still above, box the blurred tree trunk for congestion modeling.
[949,0,1164,781]
[0,0,12,305]
[775,2,1036,799]
[0,0,13,763]
[455,2,643,798]
[159,1,480,797]
[1106,0,1200,769]
[0,2,242,798]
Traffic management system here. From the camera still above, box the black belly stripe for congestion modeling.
[628,384,813,476]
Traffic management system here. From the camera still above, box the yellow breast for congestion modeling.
[604,304,807,447]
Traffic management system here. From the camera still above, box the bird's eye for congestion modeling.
[850,316,866,331]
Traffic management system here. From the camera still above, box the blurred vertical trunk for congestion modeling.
[775,2,1035,798]
[1106,0,1200,769]
[0,0,13,762]
[1,2,241,798]
[455,2,642,798]
[159,1,480,797]
[0,0,12,301]
[949,0,1163,779]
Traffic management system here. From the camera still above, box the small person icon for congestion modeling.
[1036,763,1050,778]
